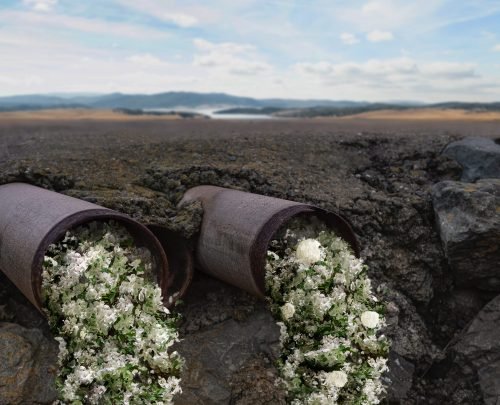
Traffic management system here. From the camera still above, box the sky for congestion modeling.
[1,0,500,102]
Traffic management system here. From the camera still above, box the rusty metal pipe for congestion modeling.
[180,186,360,298]
[0,183,172,312]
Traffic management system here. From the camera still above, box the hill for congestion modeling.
[1,92,499,117]
[0,91,373,111]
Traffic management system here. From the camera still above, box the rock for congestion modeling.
[441,289,486,330]
[383,287,439,364]
[478,359,500,405]
[454,294,500,404]
[229,357,286,405]
[0,323,58,404]
[454,294,500,371]
[443,137,500,181]
[174,311,281,405]
[384,352,415,401]
[432,179,500,290]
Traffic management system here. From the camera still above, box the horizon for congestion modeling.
[1,1,500,102]
[1,89,500,105]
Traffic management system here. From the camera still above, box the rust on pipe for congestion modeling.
[180,185,360,299]
[0,183,171,313]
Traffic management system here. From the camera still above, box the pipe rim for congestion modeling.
[31,209,170,310]
[250,205,360,297]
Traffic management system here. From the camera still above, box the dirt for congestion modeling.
[0,108,184,122]
[342,108,500,121]
[1,117,499,404]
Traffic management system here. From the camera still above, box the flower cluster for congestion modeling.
[265,216,389,404]
[42,221,183,404]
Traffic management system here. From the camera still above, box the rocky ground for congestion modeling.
[0,117,499,404]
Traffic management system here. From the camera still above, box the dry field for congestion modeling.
[0,108,182,122]
[3,107,500,124]
[341,108,500,121]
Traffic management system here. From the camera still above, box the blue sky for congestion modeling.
[1,0,500,101]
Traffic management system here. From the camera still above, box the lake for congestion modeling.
[145,108,274,120]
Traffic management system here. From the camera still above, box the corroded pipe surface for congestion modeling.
[0,183,170,312]
[180,186,360,298]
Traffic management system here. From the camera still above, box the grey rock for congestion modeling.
[175,310,281,405]
[443,289,486,329]
[433,179,500,290]
[454,294,500,404]
[443,137,500,181]
[454,294,500,371]
[0,322,58,405]
[384,352,415,401]
[478,359,500,405]
[383,287,439,363]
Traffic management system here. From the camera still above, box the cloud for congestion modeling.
[419,62,476,78]
[297,58,416,79]
[160,12,198,27]
[126,54,168,67]
[0,75,17,85]
[193,38,271,75]
[0,11,168,39]
[340,33,359,45]
[22,0,57,12]
[289,56,500,101]
[339,0,423,30]
[492,44,500,52]
[193,38,255,54]
[295,58,478,89]
[366,30,394,42]
[114,0,217,26]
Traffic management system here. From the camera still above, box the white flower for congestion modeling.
[281,302,295,320]
[324,370,348,388]
[265,219,389,404]
[295,238,323,265]
[74,365,94,384]
[363,379,384,404]
[42,221,183,404]
[360,311,380,329]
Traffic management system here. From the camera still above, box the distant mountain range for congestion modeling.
[0,91,498,115]
[0,91,378,111]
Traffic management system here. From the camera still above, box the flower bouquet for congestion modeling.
[43,221,184,404]
[266,216,389,404]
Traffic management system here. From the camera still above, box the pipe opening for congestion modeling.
[181,185,360,299]
[33,214,170,310]
[252,209,360,297]
[0,183,172,312]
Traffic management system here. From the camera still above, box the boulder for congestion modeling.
[478,359,500,405]
[432,179,500,290]
[443,137,500,182]
[174,311,282,405]
[0,323,58,404]
[454,294,500,404]
[384,352,414,402]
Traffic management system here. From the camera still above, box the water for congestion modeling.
[144,107,274,120]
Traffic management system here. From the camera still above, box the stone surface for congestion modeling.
[174,272,284,404]
[0,323,58,404]
[454,294,500,405]
[384,352,415,402]
[478,359,500,405]
[432,179,500,290]
[443,137,500,182]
